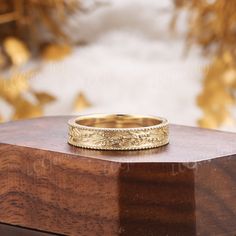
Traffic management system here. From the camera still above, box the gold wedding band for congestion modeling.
[68,114,169,150]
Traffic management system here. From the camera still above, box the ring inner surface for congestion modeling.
[76,115,162,128]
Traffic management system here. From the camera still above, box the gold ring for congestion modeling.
[68,114,169,150]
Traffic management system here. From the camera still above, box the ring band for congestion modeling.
[68,114,169,150]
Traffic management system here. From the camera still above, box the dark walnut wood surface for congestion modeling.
[0,116,236,235]
[0,222,58,236]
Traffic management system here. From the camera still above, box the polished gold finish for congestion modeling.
[68,114,169,150]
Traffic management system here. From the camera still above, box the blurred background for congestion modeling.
[0,0,236,131]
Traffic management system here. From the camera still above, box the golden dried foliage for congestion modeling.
[0,0,80,45]
[3,37,30,66]
[42,43,72,61]
[197,52,236,128]
[12,97,43,120]
[0,0,88,121]
[74,92,92,112]
[174,0,236,128]
[0,0,82,63]
[0,34,57,121]
[34,91,56,105]
[0,70,56,121]
[0,115,4,123]
[0,71,31,101]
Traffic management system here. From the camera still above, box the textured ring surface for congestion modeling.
[68,114,169,150]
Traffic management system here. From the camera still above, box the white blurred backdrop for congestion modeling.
[9,0,219,129]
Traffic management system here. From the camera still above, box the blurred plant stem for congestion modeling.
[173,0,236,128]
[0,0,98,121]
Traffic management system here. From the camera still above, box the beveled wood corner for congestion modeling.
[0,116,236,235]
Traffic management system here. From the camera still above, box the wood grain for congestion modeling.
[118,158,236,235]
[0,116,235,235]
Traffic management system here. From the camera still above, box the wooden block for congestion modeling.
[0,116,236,235]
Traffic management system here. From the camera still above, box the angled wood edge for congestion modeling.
[0,116,236,163]
[0,117,236,235]
[0,222,60,236]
